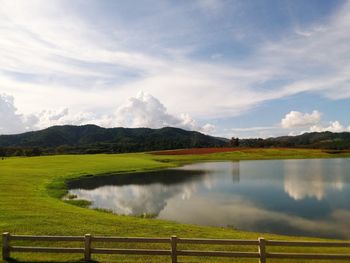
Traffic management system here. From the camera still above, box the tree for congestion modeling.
[14,149,24,156]
[229,137,239,147]
[24,147,43,157]
[0,148,6,159]
[31,147,43,156]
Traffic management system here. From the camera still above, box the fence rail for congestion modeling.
[2,232,350,262]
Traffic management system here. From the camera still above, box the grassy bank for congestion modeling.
[1,148,350,262]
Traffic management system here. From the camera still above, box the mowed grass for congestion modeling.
[1,148,350,262]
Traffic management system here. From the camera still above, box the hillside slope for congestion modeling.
[0,125,227,154]
[239,131,350,149]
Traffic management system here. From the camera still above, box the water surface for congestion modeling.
[68,159,350,239]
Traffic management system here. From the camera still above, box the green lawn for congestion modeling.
[1,148,350,262]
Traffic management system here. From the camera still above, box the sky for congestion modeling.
[1,0,350,138]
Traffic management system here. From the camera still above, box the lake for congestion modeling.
[67,158,350,239]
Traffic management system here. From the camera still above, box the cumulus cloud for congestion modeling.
[0,92,216,135]
[0,96,97,134]
[0,94,38,134]
[114,91,216,134]
[114,91,178,128]
[281,110,350,134]
[281,110,321,128]
[310,121,350,133]
[35,108,97,128]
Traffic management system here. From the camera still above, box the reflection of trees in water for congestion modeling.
[231,162,240,183]
[68,160,350,239]
[67,169,205,189]
[283,159,347,201]
[69,171,211,216]
[69,162,242,216]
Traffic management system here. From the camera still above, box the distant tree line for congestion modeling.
[228,133,350,150]
[1,125,350,158]
[0,147,43,158]
[0,139,226,157]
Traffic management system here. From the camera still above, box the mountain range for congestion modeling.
[0,125,350,156]
[0,125,227,154]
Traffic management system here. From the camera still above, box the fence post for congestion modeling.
[2,232,10,260]
[84,234,92,262]
[258,237,266,263]
[171,235,177,263]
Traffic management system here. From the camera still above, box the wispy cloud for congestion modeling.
[0,0,349,135]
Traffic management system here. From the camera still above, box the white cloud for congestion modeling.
[281,110,350,134]
[114,91,178,128]
[310,121,350,133]
[35,108,99,128]
[0,0,279,119]
[0,94,38,134]
[113,91,216,134]
[281,110,321,128]
[0,92,216,135]
[260,1,350,101]
[1,0,349,119]
[201,123,216,134]
[0,96,102,134]
[0,0,350,138]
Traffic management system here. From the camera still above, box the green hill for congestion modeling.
[0,125,227,155]
[1,126,350,157]
[239,131,350,150]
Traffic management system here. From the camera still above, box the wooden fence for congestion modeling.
[2,232,350,262]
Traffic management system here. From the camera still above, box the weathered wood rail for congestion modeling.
[2,232,350,262]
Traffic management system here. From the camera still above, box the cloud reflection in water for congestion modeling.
[283,159,346,201]
[68,159,350,238]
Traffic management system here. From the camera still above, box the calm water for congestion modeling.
[68,159,350,239]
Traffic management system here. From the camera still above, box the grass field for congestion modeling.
[1,148,350,262]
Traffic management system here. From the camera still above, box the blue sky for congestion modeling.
[0,0,350,137]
